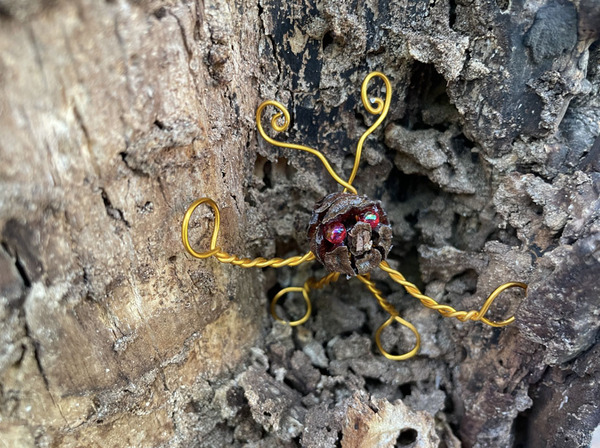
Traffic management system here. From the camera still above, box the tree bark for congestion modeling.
[0,0,598,447]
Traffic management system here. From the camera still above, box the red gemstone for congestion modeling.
[324,222,347,244]
[359,210,379,228]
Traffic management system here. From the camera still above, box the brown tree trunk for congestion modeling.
[0,0,598,447]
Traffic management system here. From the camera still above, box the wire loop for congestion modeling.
[270,272,340,327]
[182,198,316,267]
[271,286,312,326]
[477,282,527,327]
[375,315,421,361]
[181,197,221,258]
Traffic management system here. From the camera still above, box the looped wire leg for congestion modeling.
[344,71,392,192]
[256,100,357,194]
[357,274,421,360]
[379,261,527,327]
[182,197,317,268]
[477,282,527,327]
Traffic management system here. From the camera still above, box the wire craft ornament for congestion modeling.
[182,72,527,360]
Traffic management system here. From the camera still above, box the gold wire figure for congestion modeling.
[182,72,527,360]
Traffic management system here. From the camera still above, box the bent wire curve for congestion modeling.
[375,316,421,361]
[345,71,392,191]
[271,286,312,326]
[477,282,527,326]
[256,100,357,194]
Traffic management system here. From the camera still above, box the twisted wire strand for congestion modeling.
[214,251,315,268]
[181,197,316,268]
[256,100,357,194]
[356,274,399,317]
[270,272,340,326]
[306,272,341,290]
[345,71,392,191]
[379,261,527,327]
[356,274,420,360]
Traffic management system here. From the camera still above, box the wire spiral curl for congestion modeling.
[345,71,392,190]
[181,71,528,361]
[256,100,358,194]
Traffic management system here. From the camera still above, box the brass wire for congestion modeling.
[270,272,340,326]
[181,71,528,361]
[181,197,316,267]
[357,274,420,360]
[345,71,392,191]
[256,100,358,194]
[379,261,527,326]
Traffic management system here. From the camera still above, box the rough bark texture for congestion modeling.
[0,0,598,447]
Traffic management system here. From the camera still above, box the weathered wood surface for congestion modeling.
[0,0,598,447]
